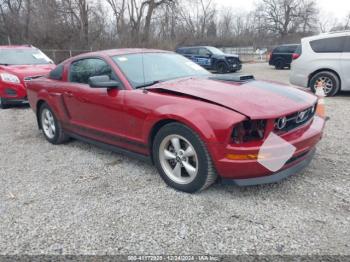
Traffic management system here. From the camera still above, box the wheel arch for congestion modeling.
[215,59,229,67]
[148,119,179,163]
[36,99,47,129]
[308,68,341,88]
[147,113,222,164]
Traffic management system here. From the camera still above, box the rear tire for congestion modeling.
[0,97,8,109]
[309,71,340,97]
[153,123,217,193]
[39,103,69,144]
[275,60,285,70]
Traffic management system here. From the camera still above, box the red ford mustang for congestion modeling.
[0,45,55,108]
[26,49,325,193]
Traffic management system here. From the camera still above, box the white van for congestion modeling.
[290,31,350,96]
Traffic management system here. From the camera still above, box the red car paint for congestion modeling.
[0,45,55,102]
[26,49,325,181]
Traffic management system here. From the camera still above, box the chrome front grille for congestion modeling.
[275,104,317,133]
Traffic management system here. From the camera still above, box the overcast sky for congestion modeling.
[215,0,350,20]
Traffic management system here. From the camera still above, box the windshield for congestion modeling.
[0,48,53,65]
[112,53,210,88]
[206,47,224,55]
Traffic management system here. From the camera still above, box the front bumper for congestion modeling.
[230,63,242,71]
[222,148,315,186]
[0,82,27,100]
[211,115,325,184]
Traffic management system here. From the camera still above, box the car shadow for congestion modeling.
[2,103,30,110]
[337,91,350,97]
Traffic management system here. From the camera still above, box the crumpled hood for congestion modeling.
[0,64,55,81]
[147,77,317,119]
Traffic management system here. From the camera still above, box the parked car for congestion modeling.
[290,31,350,97]
[269,44,300,69]
[0,45,55,109]
[26,49,325,193]
[176,46,242,73]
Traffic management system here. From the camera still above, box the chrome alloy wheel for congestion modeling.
[41,108,56,139]
[314,76,333,95]
[159,135,199,185]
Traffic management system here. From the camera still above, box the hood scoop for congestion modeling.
[209,74,255,83]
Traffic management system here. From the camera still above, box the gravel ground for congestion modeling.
[0,63,349,255]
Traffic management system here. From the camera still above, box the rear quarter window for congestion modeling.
[287,45,298,53]
[310,37,346,53]
[274,45,298,53]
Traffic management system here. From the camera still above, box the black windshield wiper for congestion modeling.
[0,63,9,66]
[135,80,162,89]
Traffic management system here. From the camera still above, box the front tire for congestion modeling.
[39,103,69,144]
[0,97,8,109]
[309,71,340,97]
[153,123,217,193]
[216,62,228,74]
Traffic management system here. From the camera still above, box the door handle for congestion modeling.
[65,91,74,98]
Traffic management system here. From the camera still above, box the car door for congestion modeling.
[181,48,192,60]
[341,36,350,90]
[196,48,212,68]
[63,57,127,145]
[186,48,200,63]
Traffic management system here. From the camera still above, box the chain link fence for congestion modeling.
[220,46,272,63]
[42,47,272,64]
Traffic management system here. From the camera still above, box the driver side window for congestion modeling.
[69,58,117,84]
[198,48,211,56]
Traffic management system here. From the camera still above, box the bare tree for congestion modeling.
[0,0,326,59]
[318,11,338,33]
[0,0,24,43]
[105,0,127,37]
[257,0,318,39]
[345,12,350,30]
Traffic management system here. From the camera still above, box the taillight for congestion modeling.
[292,53,300,60]
[232,120,266,144]
[267,52,271,60]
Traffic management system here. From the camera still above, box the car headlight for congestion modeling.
[0,73,20,84]
[231,120,267,144]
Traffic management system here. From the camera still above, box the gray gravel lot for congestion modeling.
[0,63,349,255]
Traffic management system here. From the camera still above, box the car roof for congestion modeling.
[303,31,350,42]
[275,44,299,47]
[177,46,213,49]
[72,48,171,59]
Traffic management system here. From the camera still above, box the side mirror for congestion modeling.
[88,75,120,89]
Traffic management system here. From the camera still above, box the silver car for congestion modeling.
[290,31,350,96]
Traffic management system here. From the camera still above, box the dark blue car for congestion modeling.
[175,46,242,73]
